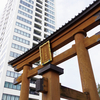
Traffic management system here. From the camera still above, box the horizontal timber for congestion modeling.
[60,85,89,100]
[14,34,100,84]
[8,0,100,72]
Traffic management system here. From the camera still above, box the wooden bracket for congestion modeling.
[36,77,48,93]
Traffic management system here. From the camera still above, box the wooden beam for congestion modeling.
[14,34,100,84]
[14,75,22,85]
[15,33,100,72]
[11,6,100,71]
[60,85,90,100]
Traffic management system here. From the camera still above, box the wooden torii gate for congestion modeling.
[9,0,100,100]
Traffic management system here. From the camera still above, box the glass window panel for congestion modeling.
[26,41,28,44]
[14,53,17,57]
[4,82,9,88]
[18,30,20,34]
[15,96,19,100]
[22,25,24,28]
[16,45,19,49]
[24,32,27,36]
[16,85,21,90]
[16,37,20,41]
[13,84,16,89]
[13,36,16,40]
[19,46,22,50]
[25,48,28,52]
[23,39,25,43]
[12,44,15,48]
[22,47,24,51]
[9,83,13,88]
[21,31,23,35]
[6,71,10,76]
[11,96,14,100]
[14,73,18,78]
[10,51,13,57]
[2,94,6,100]
[19,23,21,27]
[7,95,11,100]
[20,38,22,42]
[10,72,14,77]
[18,73,21,77]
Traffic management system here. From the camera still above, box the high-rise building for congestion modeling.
[0,0,56,100]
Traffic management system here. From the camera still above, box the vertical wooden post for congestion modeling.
[74,31,99,100]
[37,64,63,100]
[42,71,60,100]
[19,64,31,100]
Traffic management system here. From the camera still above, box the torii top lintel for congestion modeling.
[8,0,100,72]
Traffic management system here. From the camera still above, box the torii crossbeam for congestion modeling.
[9,0,100,100]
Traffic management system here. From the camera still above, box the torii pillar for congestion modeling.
[74,30,99,100]
[19,64,31,100]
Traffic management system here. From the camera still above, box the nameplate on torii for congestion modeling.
[39,41,52,65]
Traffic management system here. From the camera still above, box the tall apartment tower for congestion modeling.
[0,0,56,100]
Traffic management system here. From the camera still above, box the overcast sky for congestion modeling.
[0,0,100,98]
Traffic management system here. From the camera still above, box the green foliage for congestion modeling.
[97,84,100,97]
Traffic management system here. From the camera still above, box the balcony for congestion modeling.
[34,29,41,36]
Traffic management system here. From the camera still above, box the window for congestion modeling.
[33,36,41,42]
[14,28,30,38]
[13,35,30,45]
[36,0,42,4]
[44,34,49,38]
[18,10,32,19]
[33,43,37,47]
[17,16,32,25]
[35,18,42,24]
[34,24,41,30]
[45,12,55,20]
[9,83,13,89]
[11,43,29,52]
[30,78,37,84]
[2,94,19,100]
[45,8,54,15]
[10,51,20,58]
[50,0,54,2]
[34,30,41,36]
[19,5,33,14]
[45,4,54,10]
[4,82,9,88]
[29,88,39,95]
[44,22,55,29]
[20,0,33,9]
[36,3,42,9]
[4,82,21,90]
[16,85,21,90]
[45,0,54,6]
[6,70,21,78]
[2,94,6,100]
[16,22,31,31]
[6,71,10,77]
[36,8,42,14]
[25,0,34,4]
[45,17,55,24]
[35,13,42,18]
[44,28,53,34]
[10,72,14,77]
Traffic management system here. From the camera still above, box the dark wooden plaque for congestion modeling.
[39,41,52,65]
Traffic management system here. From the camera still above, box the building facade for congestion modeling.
[0,0,56,100]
